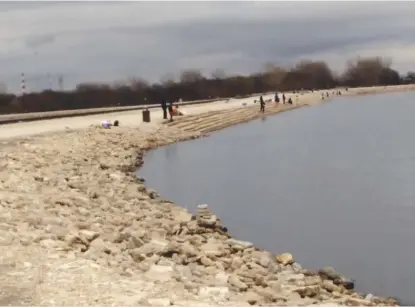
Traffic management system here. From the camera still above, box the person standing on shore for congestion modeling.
[260,95,265,113]
[282,93,286,104]
[161,99,167,119]
[168,101,174,122]
[275,92,280,103]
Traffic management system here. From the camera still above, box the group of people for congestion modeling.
[321,90,343,100]
[259,92,293,113]
[275,91,292,104]
[161,100,183,121]
[162,93,295,118]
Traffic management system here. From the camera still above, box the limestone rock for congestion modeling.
[173,209,193,223]
[174,264,193,281]
[200,242,226,257]
[172,300,216,306]
[252,251,273,268]
[79,230,99,242]
[199,286,229,300]
[345,297,373,306]
[214,271,229,286]
[323,280,341,293]
[126,236,144,249]
[276,252,294,265]
[200,256,214,267]
[129,248,146,262]
[145,298,171,306]
[319,266,341,280]
[293,285,320,298]
[144,264,173,282]
[47,225,68,240]
[160,242,181,257]
[64,233,88,249]
[180,243,199,258]
[226,238,253,250]
[131,238,168,256]
[241,291,263,305]
[287,273,306,282]
[196,204,221,228]
[304,276,321,286]
[198,216,217,227]
[292,262,303,271]
[230,256,244,270]
[88,238,111,254]
[254,286,287,302]
[319,266,354,290]
[228,274,248,291]
[147,189,159,199]
[365,293,374,301]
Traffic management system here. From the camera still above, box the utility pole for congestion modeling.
[58,75,64,91]
[20,73,26,96]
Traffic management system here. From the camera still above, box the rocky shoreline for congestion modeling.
[0,104,399,305]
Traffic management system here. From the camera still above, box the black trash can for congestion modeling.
[142,108,150,123]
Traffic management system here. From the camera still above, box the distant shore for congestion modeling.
[1,83,414,126]
[345,84,415,96]
[0,86,408,304]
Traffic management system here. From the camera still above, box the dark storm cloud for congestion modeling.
[138,8,414,60]
[1,1,415,93]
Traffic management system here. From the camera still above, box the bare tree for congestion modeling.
[160,73,176,86]
[403,72,415,84]
[76,83,111,91]
[294,59,335,89]
[211,68,226,80]
[262,62,286,89]
[180,69,204,83]
[0,55,407,115]
[341,56,394,86]
[127,77,149,91]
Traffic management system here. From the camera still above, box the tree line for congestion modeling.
[1,56,414,115]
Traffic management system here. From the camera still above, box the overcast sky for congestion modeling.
[1,1,415,93]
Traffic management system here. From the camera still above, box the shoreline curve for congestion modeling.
[0,86,412,305]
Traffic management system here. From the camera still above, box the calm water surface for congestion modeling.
[138,91,415,303]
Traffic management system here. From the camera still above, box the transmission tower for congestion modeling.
[58,75,64,91]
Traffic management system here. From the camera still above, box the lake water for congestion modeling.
[138,91,415,304]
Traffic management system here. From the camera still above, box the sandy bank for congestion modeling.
[0,86,409,305]
[0,93,273,140]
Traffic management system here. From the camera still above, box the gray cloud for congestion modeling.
[0,1,58,12]
[1,2,415,93]
[25,34,56,49]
